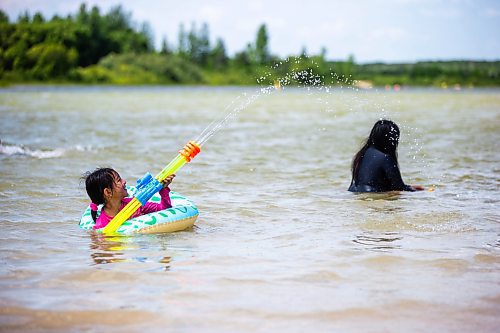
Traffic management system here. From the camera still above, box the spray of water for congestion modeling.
[194,56,361,147]
[194,79,283,146]
[192,55,433,190]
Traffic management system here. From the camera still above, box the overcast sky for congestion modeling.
[1,0,499,63]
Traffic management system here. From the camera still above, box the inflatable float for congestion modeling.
[79,186,198,235]
[100,141,201,234]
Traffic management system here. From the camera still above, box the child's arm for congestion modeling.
[140,174,175,213]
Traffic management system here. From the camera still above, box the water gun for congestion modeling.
[102,141,201,234]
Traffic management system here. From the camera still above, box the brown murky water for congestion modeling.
[0,86,499,332]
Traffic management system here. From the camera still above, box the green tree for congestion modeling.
[0,10,9,23]
[50,15,63,22]
[184,22,211,65]
[26,43,78,79]
[74,4,152,66]
[198,22,210,65]
[177,23,188,56]
[160,36,171,55]
[103,5,152,53]
[0,2,155,80]
[17,11,30,23]
[76,3,89,25]
[209,38,228,69]
[4,40,29,71]
[139,22,154,52]
[255,24,269,64]
[32,12,45,23]
[233,47,252,69]
[187,22,199,62]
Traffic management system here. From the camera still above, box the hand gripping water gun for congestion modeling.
[102,141,201,234]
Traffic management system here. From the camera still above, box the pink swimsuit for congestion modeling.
[93,187,172,229]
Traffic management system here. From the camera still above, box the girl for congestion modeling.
[348,119,424,192]
[83,168,175,229]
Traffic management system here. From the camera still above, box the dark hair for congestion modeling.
[351,119,400,180]
[82,168,117,222]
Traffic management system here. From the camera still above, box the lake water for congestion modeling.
[0,86,499,332]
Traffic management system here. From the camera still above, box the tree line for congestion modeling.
[1,3,499,86]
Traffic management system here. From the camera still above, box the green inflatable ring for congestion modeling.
[79,186,198,234]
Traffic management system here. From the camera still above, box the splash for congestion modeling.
[0,141,91,159]
[195,82,278,146]
[192,56,429,190]
[194,56,360,146]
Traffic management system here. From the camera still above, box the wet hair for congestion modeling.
[82,168,118,222]
[351,119,400,180]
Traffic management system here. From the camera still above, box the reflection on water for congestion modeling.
[352,192,403,201]
[89,233,131,265]
[488,239,500,249]
[353,232,403,251]
[89,233,172,270]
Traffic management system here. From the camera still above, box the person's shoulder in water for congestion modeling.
[348,119,424,193]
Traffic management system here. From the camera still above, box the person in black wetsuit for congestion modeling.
[348,119,424,192]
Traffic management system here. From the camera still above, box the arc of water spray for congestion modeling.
[102,80,283,233]
[194,61,340,146]
[102,58,364,234]
[194,84,279,146]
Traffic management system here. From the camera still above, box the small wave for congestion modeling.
[0,141,92,159]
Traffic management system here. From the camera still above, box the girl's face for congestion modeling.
[111,172,128,199]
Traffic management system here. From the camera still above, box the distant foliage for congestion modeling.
[26,43,78,79]
[254,24,270,65]
[0,4,152,80]
[75,53,204,84]
[0,5,499,86]
[354,61,500,87]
